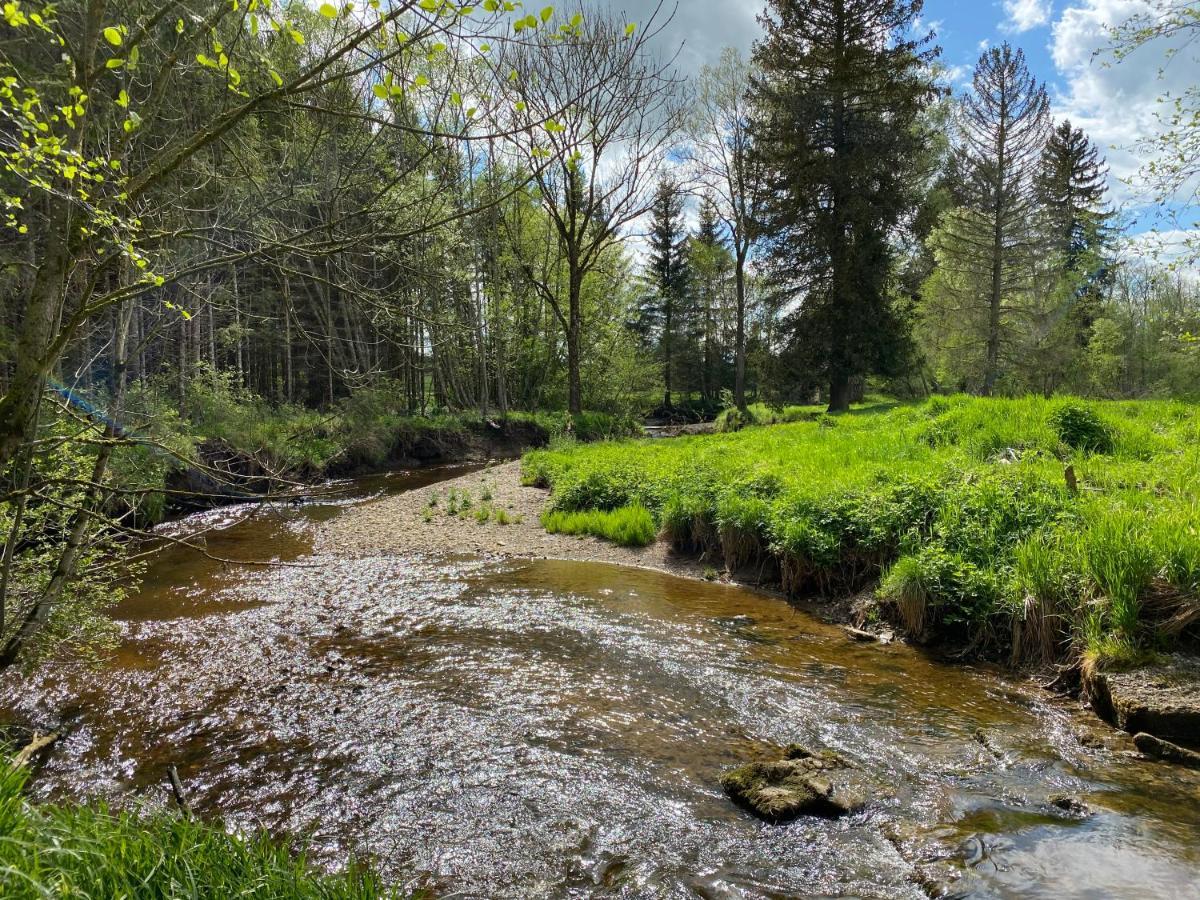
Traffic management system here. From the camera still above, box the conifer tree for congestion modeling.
[1035,120,1116,355]
[640,178,692,409]
[750,0,939,411]
[934,44,1051,394]
[689,195,735,402]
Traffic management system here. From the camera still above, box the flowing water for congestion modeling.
[2,465,1199,898]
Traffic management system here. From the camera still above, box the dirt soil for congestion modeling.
[319,460,715,579]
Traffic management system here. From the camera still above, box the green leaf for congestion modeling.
[625,22,636,36]
[318,3,338,18]
[372,83,388,99]
[103,27,123,46]
[105,58,125,69]
[541,6,553,23]
[288,27,305,45]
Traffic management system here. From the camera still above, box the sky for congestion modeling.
[598,0,1197,260]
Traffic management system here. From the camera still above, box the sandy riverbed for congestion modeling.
[319,459,713,579]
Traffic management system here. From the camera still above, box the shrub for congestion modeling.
[1049,402,1113,454]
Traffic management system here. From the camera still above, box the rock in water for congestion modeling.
[1133,732,1200,769]
[720,746,864,823]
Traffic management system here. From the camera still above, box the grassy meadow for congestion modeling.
[524,396,1200,667]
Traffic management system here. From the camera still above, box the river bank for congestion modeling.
[321,460,714,583]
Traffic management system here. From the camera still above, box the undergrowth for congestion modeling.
[524,395,1200,667]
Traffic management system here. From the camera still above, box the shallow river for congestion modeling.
[3,465,1199,898]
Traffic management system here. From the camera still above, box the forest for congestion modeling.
[2,0,1200,897]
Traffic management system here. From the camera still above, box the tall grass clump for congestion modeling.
[541,504,657,547]
[524,395,1200,666]
[0,760,394,898]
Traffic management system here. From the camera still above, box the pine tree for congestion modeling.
[945,43,1050,394]
[640,178,692,409]
[750,0,939,411]
[1036,121,1115,342]
[689,195,735,402]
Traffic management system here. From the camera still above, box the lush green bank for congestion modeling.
[523,396,1200,666]
[0,759,395,899]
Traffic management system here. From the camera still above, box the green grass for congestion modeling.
[0,760,396,898]
[524,395,1200,666]
[541,504,658,547]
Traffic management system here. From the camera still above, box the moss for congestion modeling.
[720,748,858,822]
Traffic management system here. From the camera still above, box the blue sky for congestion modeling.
[926,1,1058,85]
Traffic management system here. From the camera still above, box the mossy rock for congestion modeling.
[720,747,863,823]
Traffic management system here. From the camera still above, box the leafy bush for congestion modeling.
[1049,402,1114,453]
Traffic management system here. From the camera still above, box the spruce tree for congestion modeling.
[689,195,735,402]
[1037,120,1114,264]
[750,0,939,411]
[641,178,692,409]
[952,43,1050,394]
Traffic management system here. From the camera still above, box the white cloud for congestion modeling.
[1003,0,1054,33]
[1050,2,1195,204]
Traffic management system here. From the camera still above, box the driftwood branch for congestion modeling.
[10,731,60,768]
[167,764,193,818]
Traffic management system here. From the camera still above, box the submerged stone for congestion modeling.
[721,746,863,823]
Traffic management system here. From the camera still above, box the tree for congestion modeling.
[1036,120,1116,346]
[687,47,765,409]
[640,177,692,409]
[501,5,685,414]
[688,195,736,403]
[925,43,1050,394]
[750,0,939,412]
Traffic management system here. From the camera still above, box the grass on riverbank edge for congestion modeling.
[524,395,1200,668]
[541,504,657,547]
[0,760,399,899]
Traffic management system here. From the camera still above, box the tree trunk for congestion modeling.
[828,373,852,413]
[567,266,583,416]
[0,201,70,476]
[983,210,1005,396]
[734,248,748,409]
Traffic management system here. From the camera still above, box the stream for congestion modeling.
[2,464,1199,898]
